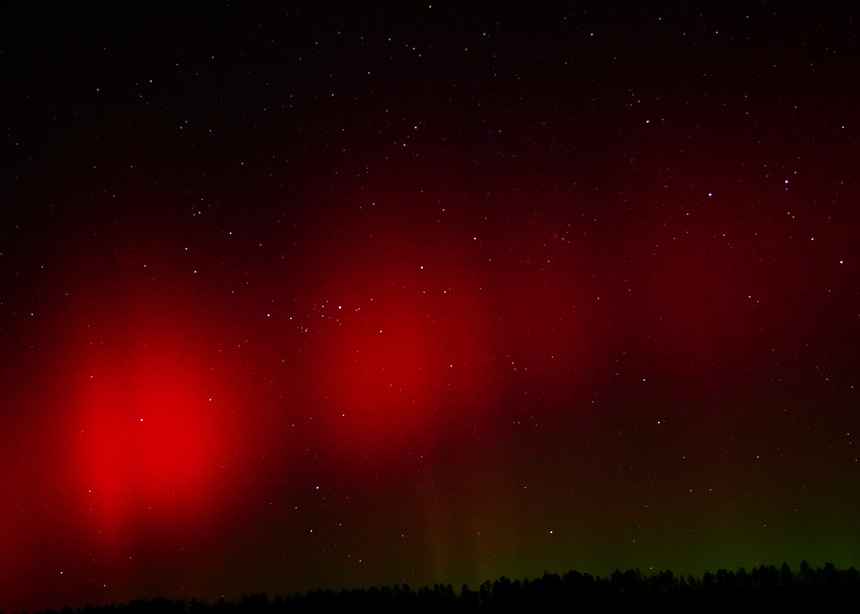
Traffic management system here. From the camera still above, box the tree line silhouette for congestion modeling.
[25,561,859,614]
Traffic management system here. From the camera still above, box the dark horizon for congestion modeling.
[3,2,858,612]
[19,560,860,614]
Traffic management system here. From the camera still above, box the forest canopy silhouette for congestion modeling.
[23,562,859,614]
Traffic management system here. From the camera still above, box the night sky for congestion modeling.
[2,2,859,611]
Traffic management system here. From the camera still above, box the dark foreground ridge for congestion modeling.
[24,562,860,614]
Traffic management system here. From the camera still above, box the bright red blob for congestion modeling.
[318,289,490,456]
[307,228,495,460]
[70,325,233,537]
[333,300,432,411]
